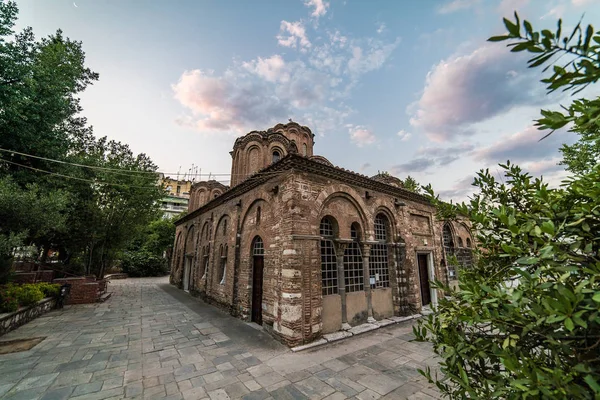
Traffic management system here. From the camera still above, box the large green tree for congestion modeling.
[414,14,600,399]
[0,2,164,277]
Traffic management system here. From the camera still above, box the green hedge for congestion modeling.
[0,282,60,313]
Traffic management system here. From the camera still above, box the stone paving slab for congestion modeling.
[0,277,441,399]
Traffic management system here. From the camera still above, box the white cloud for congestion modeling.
[305,0,329,18]
[497,0,529,15]
[438,0,480,14]
[572,0,596,6]
[397,130,411,141]
[376,22,386,34]
[541,5,566,19]
[173,8,399,136]
[438,175,476,202]
[472,125,576,164]
[347,38,401,76]
[349,126,376,147]
[242,55,289,83]
[172,69,290,132]
[277,21,311,51]
[408,44,543,142]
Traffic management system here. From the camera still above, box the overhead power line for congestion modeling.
[0,157,165,190]
[0,147,276,178]
[0,155,285,189]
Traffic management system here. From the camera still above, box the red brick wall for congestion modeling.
[13,262,36,273]
[12,273,36,284]
[53,277,99,305]
[172,168,450,347]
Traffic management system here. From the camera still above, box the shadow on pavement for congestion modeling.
[158,283,288,354]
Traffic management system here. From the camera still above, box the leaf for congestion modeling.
[489,35,509,42]
[584,375,600,394]
[524,20,533,36]
[503,17,520,37]
[564,317,574,331]
[541,220,555,235]
[583,25,593,51]
[593,292,600,303]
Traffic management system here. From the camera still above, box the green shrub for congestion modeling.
[36,282,60,298]
[17,284,44,306]
[0,288,18,313]
[121,250,168,277]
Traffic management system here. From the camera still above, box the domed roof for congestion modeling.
[309,155,333,166]
[370,173,404,188]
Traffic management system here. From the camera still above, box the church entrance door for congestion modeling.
[418,253,431,306]
[251,255,264,325]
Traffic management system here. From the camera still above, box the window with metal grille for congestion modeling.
[252,237,264,256]
[370,214,390,288]
[320,217,334,237]
[320,217,337,295]
[321,239,338,295]
[458,237,464,247]
[442,224,454,248]
[466,237,472,248]
[374,215,387,241]
[220,245,227,285]
[344,225,363,292]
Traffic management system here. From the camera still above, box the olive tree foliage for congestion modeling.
[413,14,600,399]
[403,175,422,194]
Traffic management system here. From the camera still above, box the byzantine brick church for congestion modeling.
[171,122,473,347]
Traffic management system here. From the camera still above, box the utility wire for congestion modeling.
[0,147,281,178]
[0,156,284,189]
[0,157,164,190]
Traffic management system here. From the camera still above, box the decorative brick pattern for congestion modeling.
[171,122,470,347]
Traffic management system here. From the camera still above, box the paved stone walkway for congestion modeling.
[0,277,442,399]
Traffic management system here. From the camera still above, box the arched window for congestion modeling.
[458,237,464,247]
[256,206,261,224]
[466,238,472,248]
[252,237,264,256]
[303,143,308,156]
[202,245,209,279]
[344,223,364,292]
[202,222,210,241]
[442,224,454,248]
[272,150,281,163]
[320,217,338,295]
[369,214,390,288]
[219,245,227,285]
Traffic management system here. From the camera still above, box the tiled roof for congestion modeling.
[176,154,430,225]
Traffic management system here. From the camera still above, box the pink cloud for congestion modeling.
[349,126,376,147]
[409,44,540,142]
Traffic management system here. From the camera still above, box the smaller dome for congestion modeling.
[309,155,333,166]
[370,173,404,188]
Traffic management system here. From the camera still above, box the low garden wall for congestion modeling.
[0,297,56,336]
[12,270,55,284]
[53,277,105,305]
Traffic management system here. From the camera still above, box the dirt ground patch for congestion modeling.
[0,337,45,354]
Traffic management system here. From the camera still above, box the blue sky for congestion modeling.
[13,0,600,200]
